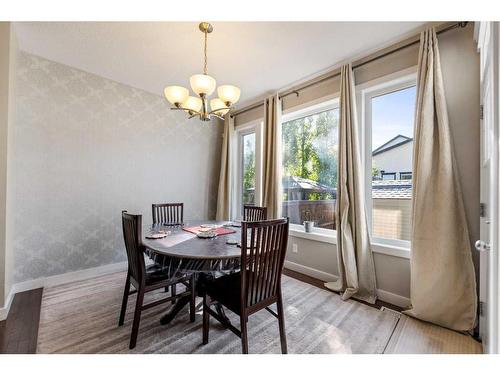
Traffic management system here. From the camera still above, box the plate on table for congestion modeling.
[146,232,170,240]
[197,231,217,239]
[200,223,221,229]
[223,221,242,228]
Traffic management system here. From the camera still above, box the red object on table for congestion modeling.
[183,226,236,236]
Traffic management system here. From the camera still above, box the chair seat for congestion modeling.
[204,271,276,314]
[204,272,242,314]
[145,264,173,285]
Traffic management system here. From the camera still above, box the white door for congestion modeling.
[476,21,499,354]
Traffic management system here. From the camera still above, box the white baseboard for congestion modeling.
[13,261,128,294]
[376,288,411,309]
[0,289,15,321]
[284,260,338,282]
[0,261,128,321]
[284,260,410,308]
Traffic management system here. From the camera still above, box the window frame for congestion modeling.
[360,72,417,250]
[281,97,340,236]
[234,119,263,219]
[230,71,417,259]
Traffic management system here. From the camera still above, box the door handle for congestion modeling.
[475,240,491,252]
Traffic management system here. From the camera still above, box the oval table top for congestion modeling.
[142,220,242,261]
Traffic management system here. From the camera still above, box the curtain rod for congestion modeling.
[231,21,468,118]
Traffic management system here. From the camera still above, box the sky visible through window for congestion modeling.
[371,86,416,150]
[243,133,255,159]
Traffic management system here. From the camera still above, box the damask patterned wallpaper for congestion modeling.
[11,52,222,283]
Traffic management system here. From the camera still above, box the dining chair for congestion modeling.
[119,211,196,349]
[243,204,267,221]
[201,218,289,354]
[152,203,184,225]
[152,203,184,300]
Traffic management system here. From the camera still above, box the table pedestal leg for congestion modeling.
[160,295,190,325]
[159,273,233,326]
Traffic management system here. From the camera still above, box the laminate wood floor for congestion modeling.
[0,288,43,354]
[0,270,483,354]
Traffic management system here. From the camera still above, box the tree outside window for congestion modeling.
[281,108,339,230]
[242,133,256,205]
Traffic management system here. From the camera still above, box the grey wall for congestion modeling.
[284,24,480,304]
[10,52,223,284]
[286,237,338,276]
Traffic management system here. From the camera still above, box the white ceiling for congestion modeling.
[13,22,426,108]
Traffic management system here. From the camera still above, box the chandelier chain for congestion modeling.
[203,30,208,75]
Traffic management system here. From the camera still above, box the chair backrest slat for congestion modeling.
[241,218,289,309]
[262,225,274,300]
[122,211,146,283]
[152,203,184,225]
[243,205,267,221]
[270,225,285,296]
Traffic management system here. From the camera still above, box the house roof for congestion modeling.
[372,180,412,199]
[248,176,335,193]
[283,176,335,193]
[250,176,411,199]
[372,134,413,156]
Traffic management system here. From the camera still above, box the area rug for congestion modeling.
[37,271,400,354]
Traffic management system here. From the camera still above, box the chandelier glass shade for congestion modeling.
[164,22,240,121]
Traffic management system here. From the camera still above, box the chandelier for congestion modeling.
[164,22,241,121]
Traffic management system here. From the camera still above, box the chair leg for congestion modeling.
[129,288,145,349]
[118,274,130,326]
[276,294,288,354]
[164,285,169,293]
[202,294,210,345]
[240,313,249,354]
[189,274,196,322]
[171,283,177,305]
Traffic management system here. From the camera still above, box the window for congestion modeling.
[365,79,416,245]
[400,172,412,180]
[281,100,339,231]
[381,172,396,180]
[242,132,256,205]
[235,120,262,219]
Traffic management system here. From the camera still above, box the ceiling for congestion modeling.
[13,22,427,108]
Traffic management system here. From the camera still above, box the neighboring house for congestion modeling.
[282,176,336,200]
[371,161,413,241]
[372,134,413,180]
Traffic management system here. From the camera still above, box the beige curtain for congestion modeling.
[404,28,477,331]
[215,116,234,221]
[262,94,282,219]
[325,64,377,303]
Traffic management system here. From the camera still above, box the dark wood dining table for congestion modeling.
[142,220,242,325]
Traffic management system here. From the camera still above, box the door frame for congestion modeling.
[475,21,500,354]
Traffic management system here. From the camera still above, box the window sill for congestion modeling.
[289,226,337,244]
[288,226,411,259]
